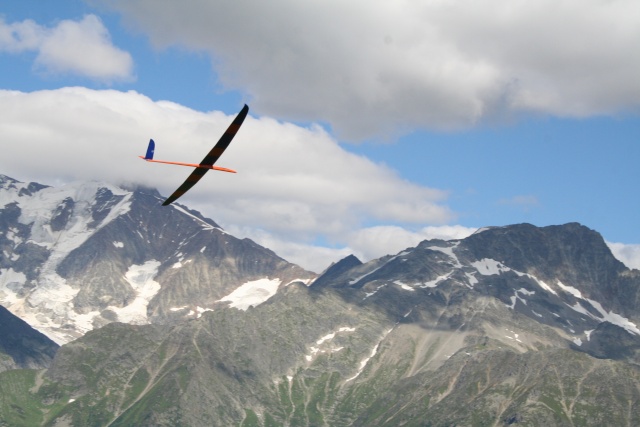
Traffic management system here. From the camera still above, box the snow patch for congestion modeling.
[349,266,383,285]
[5,228,22,245]
[472,227,492,235]
[394,280,415,291]
[305,326,356,362]
[363,283,386,299]
[350,252,408,285]
[346,343,382,381]
[285,278,313,286]
[112,241,124,248]
[114,260,162,324]
[0,268,27,304]
[188,306,214,318]
[218,278,282,310]
[531,278,557,295]
[421,271,452,288]
[167,305,212,318]
[16,273,84,344]
[17,182,131,254]
[465,272,479,286]
[504,329,523,343]
[588,299,640,335]
[564,294,640,336]
[557,281,583,299]
[345,328,393,382]
[507,288,535,310]
[567,302,592,318]
[472,258,557,295]
[472,258,510,276]
[427,242,462,268]
[170,205,215,230]
[25,260,162,341]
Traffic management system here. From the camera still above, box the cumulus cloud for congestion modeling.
[607,242,640,270]
[228,224,477,273]
[0,18,44,52]
[0,15,133,82]
[0,87,454,270]
[345,225,477,263]
[224,226,354,273]
[99,0,640,139]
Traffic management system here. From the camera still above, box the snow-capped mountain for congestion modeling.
[312,222,640,358]
[6,221,637,426]
[0,174,315,344]
[3,173,640,426]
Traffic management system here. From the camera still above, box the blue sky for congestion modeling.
[1,0,639,272]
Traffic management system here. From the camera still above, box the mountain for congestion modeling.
[0,174,315,344]
[1,221,639,426]
[0,305,58,373]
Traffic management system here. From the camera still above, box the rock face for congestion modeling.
[0,174,315,344]
[1,219,640,426]
[0,305,58,372]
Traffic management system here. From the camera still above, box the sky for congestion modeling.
[1,0,639,272]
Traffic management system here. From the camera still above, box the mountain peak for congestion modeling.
[1,174,315,343]
[311,254,362,289]
[461,222,627,299]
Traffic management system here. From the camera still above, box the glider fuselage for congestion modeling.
[140,104,249,206]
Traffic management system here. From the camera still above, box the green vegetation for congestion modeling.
[122,367,150,408]
[240,409,260,427]
[0,369,45,426]
[0,369,76,427]
[2,284,640,427]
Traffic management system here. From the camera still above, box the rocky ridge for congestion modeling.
[0,305,58,373]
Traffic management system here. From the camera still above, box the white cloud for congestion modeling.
[227,224,477,273]
[0,18,44,52]
[99,0,640,139]
[224,226,353,273]
[607,242,640,270]
[0,15,133,82]
[345,225,477,262]
[0,87,454,271]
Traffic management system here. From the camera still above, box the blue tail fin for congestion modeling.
[144,139,155,160]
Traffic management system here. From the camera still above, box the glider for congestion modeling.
[140,104,249,206]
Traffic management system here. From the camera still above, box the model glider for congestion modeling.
[140,104,249,206]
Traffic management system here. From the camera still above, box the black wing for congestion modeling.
[162,104,249,206]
